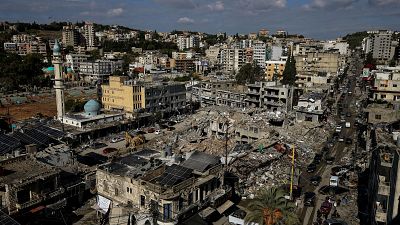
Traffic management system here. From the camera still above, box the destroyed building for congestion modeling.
[294,92,326,123]
[246,81,293,112]
[192,81,248,108]
[0,155,63,215]
[367,129,400,225]
[95,150,228,225]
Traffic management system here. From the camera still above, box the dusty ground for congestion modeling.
[0,94,57,121]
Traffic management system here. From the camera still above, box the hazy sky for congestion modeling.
[1,0,400,39]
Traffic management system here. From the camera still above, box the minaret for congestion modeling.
[52,40,65,121]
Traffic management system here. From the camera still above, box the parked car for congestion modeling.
[320,201,333,215]
[304,192,316,207]
[103,147,118,154]
[345,138,352,144]
[325,156,335,164]
[155,130,162,135]
[307,163,317,173]
[314,153,323,164]
[335,125,342,133]
[111,137,124,143]
[338,136,344,142]
[310,176,322,186]
[346,112,351,117]
[331,166,349,176]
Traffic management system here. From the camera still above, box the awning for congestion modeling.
[216,200,234,214]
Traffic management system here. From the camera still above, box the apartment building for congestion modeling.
[219,48,245,73]
[246,81,292,111]
[371,71,400,102]
[294,52,340,77]
[12,34,35,43]
[79,60,123,82]
[192,81,247,108]
[83,22,96,50]
[363,30,397,63]
[322,40,349,55]
[65,54,90,72]
[62,24,80,47]
[205,45,221,66]
[252,41,267,69]
[177,35,200,50]
[101,76,186,116]
[4,40,47,56]
[265,60,286,81]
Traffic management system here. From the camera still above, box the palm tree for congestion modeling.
[244,187,300,225]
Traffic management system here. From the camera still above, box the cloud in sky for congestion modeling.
[0,0,400,39]
[177,17,195,24]
[207,1,224,11]
[303,0,359,10]
[107,8,123,17]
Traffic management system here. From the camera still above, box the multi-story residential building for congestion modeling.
[259,29,269,37]
[172,51,195,60]
[101,76,186,116]
[96,150,225,225]
[246,81,292,111]
[27,41,47,55]
[79,60,123,82]
[252,41,267,69]
[363,30,397,63]
[62,24,80,47]
[269,45,284,60]
[275,30,288,37]
[265,60,286,81]
[371,71,400,102]
[293,42,324,56]
[177,35,199,50]
[192,81,246,107]
[205,45,221,66]
[172,59,195,72]
[322,40,349,55]
[12,34,35,43]
[294,52,340,77]
[65,54,90,72]
[83,22,96,50]
[4,40,47,56]
[248,33,257,40]
[219,48,245,73]
[3,42,16,52]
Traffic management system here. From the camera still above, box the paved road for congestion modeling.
[299,53,364,225]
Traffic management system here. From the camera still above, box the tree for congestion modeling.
[236,62,263,85]
[245,187,300,225]
[281,54,297,86]
[364,51,376,66]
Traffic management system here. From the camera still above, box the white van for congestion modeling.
[345,122,351,128]
[330,176,339,187]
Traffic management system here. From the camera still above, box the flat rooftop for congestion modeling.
[0,155,58,186]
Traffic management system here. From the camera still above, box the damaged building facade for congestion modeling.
[294,92,326,123]
[95,150,227,225]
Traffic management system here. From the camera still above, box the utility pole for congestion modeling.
[225,118,228,170]
[289,145,295,200]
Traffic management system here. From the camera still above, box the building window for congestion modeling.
[140,195,145,206]
[381,95,386,99]
[127,187,129,193]
[163,203,172,220]
[115,188,119,196]
[394,84,398,87]
[375,115,381,120]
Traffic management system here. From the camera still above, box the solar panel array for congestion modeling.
[0,210,21,225]
[12,129,57,147]
[0,134,21,154]
[35,126,64,139]
[158,164,193,187]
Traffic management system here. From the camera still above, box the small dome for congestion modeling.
[84,99,101,116]
[53,40,61,55]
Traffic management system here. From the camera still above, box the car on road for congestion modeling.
[323,219,348,225]
[331,166,349,176]
[346,112,351,117]
[313,153,323,164]
[325,156,335,164]
[345,138,352,144]
[103,147,118,154]
[310,176,322,186]
[307,163,317,173]
[155,129,162,135]
[304,192,316,207]
[111,137,124,143]
[338,136,344,142]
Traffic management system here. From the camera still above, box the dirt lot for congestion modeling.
[0,95,57,121]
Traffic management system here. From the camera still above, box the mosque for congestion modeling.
[52,40,123,129]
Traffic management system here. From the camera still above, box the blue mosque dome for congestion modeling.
[53,40,61,55]
[84,99,101,116]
